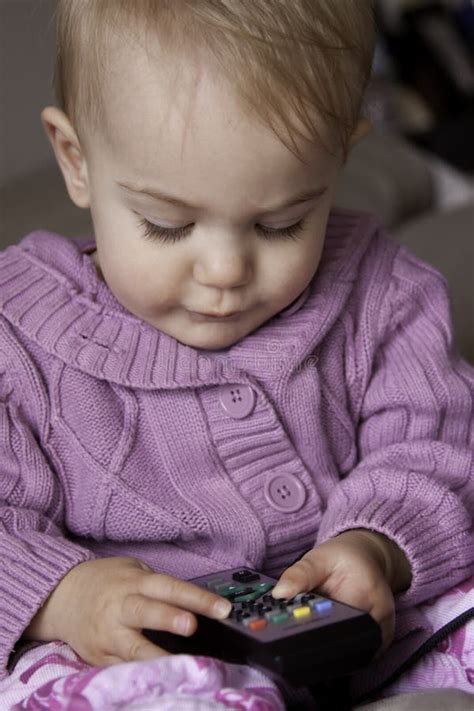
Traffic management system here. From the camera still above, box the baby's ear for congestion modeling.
[41,106,91,210]
[348,116,372,150]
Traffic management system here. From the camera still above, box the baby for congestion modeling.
[0,1,473,709]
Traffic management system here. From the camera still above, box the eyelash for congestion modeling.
[137,217,306,244]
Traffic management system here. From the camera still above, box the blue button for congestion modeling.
[312,599,333,615]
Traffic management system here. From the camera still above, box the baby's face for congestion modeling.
[84,45,343,351]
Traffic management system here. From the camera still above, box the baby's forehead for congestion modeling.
[91,29,338,173]
[101,37,201,119]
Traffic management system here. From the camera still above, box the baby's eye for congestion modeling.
[137,217,306,244]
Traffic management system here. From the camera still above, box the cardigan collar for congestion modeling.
[0,208,379,389]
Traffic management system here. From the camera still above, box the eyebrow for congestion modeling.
[116,180,327,213]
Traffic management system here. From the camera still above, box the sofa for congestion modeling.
[335,130,474,366]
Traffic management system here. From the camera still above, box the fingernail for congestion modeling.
[214,600,232,618]
[272,582,295,598]
[178,615,192,635]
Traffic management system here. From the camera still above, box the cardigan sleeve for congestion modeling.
[316,245,474,609]
[0,370,96,679]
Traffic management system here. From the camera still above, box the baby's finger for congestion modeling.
[120,593,198,637]
[139,573,232,620]
[114,627,173,663]
[272,552,326,599]
[371,596,395,656]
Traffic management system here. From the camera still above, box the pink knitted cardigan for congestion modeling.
[0,208,472,698]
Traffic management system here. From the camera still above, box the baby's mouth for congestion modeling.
[188,310,243,323]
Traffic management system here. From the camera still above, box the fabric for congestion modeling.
[2,576,472,709]
[354,575,474,706]
[2,646,287,710]
[355,690,474,711]
[0,208,473,704]
[377,579,474,698]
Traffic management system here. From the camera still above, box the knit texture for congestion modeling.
[0,208,472,699]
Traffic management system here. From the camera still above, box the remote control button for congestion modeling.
[242,615,260,627]
[266,611,290,624]
[278,597,294,605]
[286,603,304,613]
[312,599,333,615]
[232,569,260,583]
[254,582,273,594]
[214,583,247,597]
[248,618,268,631]
[292,605,311,619]
[234,590,263,603]
[219,384,256,419]
[294,592,310,603]
[264,473,307,512]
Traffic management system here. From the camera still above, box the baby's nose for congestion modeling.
[194,250,252,289]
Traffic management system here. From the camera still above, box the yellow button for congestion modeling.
[292,605,311,619]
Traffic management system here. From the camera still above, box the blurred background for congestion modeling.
[369,0,474,172]
[0,0,473,360]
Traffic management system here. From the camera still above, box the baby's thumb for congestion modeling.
[271,551,325,599]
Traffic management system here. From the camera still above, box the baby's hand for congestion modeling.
[24,556,232,667]
[272,530,396,652]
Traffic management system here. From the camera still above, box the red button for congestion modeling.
[248,618,267,631]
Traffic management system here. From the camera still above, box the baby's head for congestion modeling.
[43,0,375,351]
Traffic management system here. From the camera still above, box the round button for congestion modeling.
[264,473,307,512]
[219,384,256,419]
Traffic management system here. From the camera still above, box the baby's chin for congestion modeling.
[174,322,250,351]
[125,304,274,351]
[159,312,267,351]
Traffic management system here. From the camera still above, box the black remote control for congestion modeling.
[143,567,382,686]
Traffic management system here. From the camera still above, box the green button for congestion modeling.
[268,611,290,624]
[233,590,262,603]
[233,583,274,603]
[255,583,274,594]
[215,584,247,597]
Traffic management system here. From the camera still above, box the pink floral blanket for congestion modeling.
[2,576,473,710]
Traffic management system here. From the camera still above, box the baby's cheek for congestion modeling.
[103,258,165,310]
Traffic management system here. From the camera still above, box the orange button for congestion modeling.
[249,618,268,631]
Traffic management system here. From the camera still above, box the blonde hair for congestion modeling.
[52,0,376,163]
